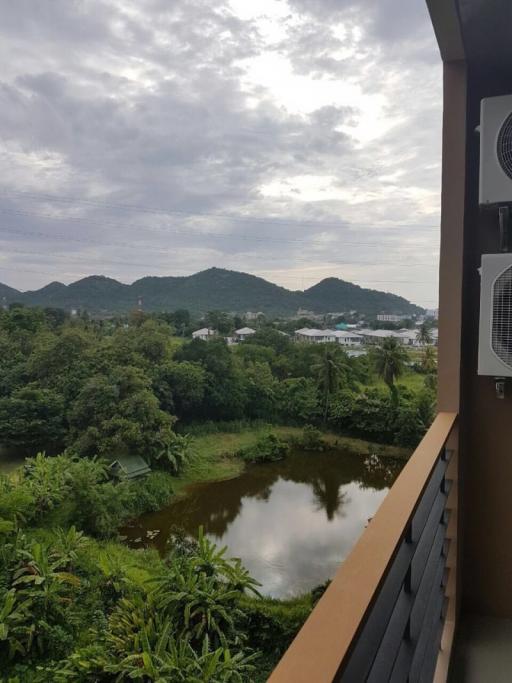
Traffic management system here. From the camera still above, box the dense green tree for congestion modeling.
[245,361,276,419]
[68,366,176,464]
[235,343,275,366]
[27,328,95,402]
[134,319,173,363]
[371,338,408,402]
[312,348,349,423]
[43,308,68,329]
[206,311,233,335]
[171,309,192,336]
[176,339,248,420]
[0,331,26,397]
[153,361,207,418]
[275,378,320,423]
[0,386,66,449]
[329,388,394,442]
[246,328,291,355]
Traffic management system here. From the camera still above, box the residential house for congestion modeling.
[234,327,256,341]
[192,327,216,341]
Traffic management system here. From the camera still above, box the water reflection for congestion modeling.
[125,449,403,598]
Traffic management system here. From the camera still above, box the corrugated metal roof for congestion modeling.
[109,454,151,479]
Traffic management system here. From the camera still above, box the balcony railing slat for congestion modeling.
[340,536,415,680]
[409,524,447,642]
[410,455,447,542]
[410,480,448,591]
[407,560,446,682]
[419,610,446,683]
[365,585,412,682]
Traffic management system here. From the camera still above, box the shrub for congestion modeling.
[239,594,312,669]
[296,425,326,451]
[126,472,174,516]
[238,434,289,464]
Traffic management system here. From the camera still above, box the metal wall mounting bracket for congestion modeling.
[499,206,510,252]
[495,378,506,399]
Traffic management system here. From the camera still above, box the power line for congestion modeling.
[0,242,439,270]
[0,189,441,233]
[0,209,439,251]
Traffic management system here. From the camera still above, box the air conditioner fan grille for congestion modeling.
[492,265,512,367]
[497,112,512,180]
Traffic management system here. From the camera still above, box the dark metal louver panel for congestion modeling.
[491,265,512,367]
[497,112,512,180]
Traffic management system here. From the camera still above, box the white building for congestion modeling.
[376,314,408,323]
[358,328,405,344]
[192,327,216,341]
[332,330,364,346]
[295,328,336,343]
[357,327,438,347]
[295,328,363,346]
[395,330,423,347]
[235,327,256,341]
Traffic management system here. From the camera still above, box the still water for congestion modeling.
[125,449,403,598]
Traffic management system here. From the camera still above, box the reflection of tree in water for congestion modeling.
[359,454,403,490]
[132,448,403,550]
[311,477,348,521]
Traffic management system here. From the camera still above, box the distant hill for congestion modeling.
[302,278,420,317]
[0,282,21,303]
[0,268,423,317]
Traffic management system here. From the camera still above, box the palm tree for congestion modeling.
[416,323,433,346]
[421,346,437,374]
[372,338,408,402]
[312,348,346,423]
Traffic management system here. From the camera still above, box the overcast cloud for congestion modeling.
[0,0,441,307]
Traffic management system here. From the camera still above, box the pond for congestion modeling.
[125,449,403,598]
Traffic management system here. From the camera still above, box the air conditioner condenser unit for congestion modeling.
[479,253,512,376]
[480,94,512,207]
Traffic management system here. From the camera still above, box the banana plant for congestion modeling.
[12,542,80,612]
[0,589,32,660]
[150,563,241,648]
[53,526,88,571]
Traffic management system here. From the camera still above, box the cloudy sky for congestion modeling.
[0,0,441,307]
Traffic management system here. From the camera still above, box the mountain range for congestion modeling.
[0,268,423,317]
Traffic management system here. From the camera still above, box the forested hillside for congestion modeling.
[0,268,423,316]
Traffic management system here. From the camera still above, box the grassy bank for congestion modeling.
[171,424,410,495]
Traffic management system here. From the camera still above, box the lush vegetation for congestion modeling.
[0,304,436,680]
[0,454,313,681]
[0,305,434,455]
[0,267,422,316]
